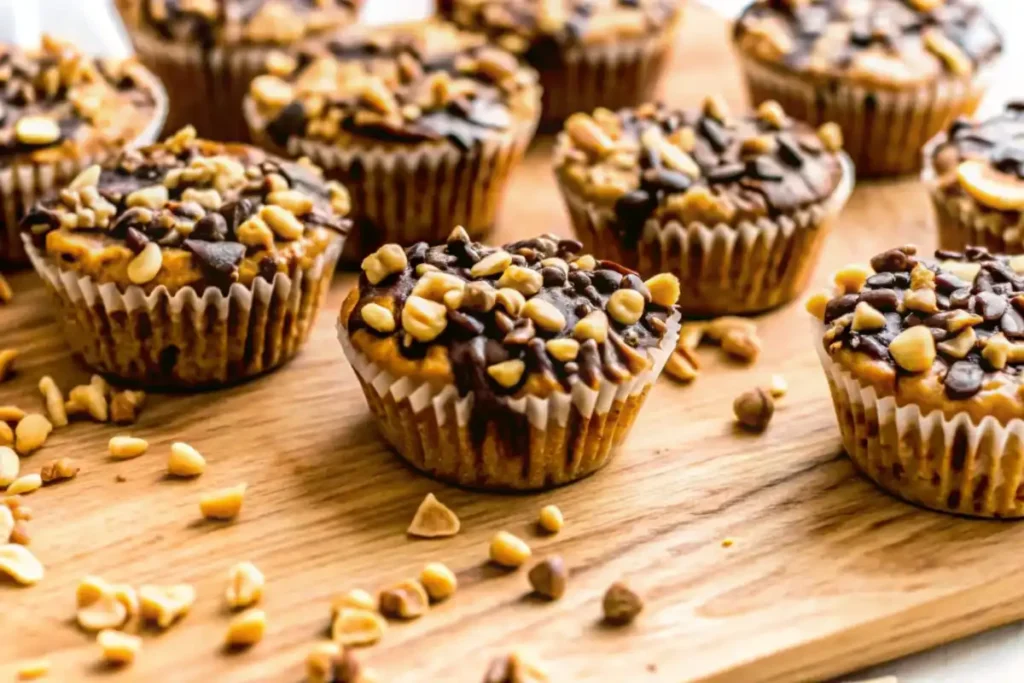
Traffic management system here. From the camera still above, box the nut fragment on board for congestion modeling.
[97,629,141,665]
[483,651,549,683]
[139,584,196,628]
[16,659,50,680]
[768,374,788,398]
[331,607,387,646]
[331,588,376,615]
[489,531,532,568]
[168,442,206,477]
[733,387,775,432]
[200,483,246,520]
[225,608,266,648]
[0,405,26,423]
[37,376,67,428]
[15,414,52,455]
[225,561,265,609]
[602,582,643,625]
[76,576,130,632]
[0,543,44,585]
[109,436,149,459]
[40,458,79,484]
[0,349,17,383]
[0,446,19,487]
[0,274,12,303]
[378,579,430,620]
[721,329,762,363]
[7,474,42,496]
[528,557,567,600]
[110,390,146,424]
[537,505,563,534]
[407,493,460,538]
[68,382,108,422]
[0,421,12,446]
[420,562,457,602]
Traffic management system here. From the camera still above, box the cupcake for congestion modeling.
[337,228,682,490]
[0,36,166,264]
[114,0,361,142]
[733,0,1003,177]
[20,126,350,388]
[809,244,1024,518]
[554,97,854,317]
[243,20,541,262]
[448,0,684,129]
[924,102,1024,254]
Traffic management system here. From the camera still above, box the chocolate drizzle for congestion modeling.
[932,102,1024,180]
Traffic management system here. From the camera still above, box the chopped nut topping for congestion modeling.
[139,584,196,628]
[471,250,513,278]
[488,360,526,388]
[537,505,563,534]
[420,562,458,602]
[127,242,164,285]
[0,422,11,447]
[889,326,936,373]
[360,303,396,334]
[362,244,409,285]
[97,629,141,666]
[602,581,643,625]
[7,474,43,496]
[851,302,886,332]
[15,117,61,145]
[109,436,149,460]
[834,264,872,294]
[332,607,387,646]
[521,298,566,333]
[225,561,265,610]
[306,642,343,683]
[225,608,267,648]
[407,492,461,538]
[40,458,79,485]
[402,296,449,343]
[643,273,681,308]
[200,483,247,520]
[489,531,532,568]
[168,442,206,477]
[527,556,567,600]
[607,289,646,325]
[733,387,775,432]
[379,579,430,620]
[0,543,45,585]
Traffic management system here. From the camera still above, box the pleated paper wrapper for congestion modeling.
[815,329,1024,518]
[559,153,853,316]
[245,98,538,263]
[338,312,680,491]
[23,235,342,389]
[738,54,992,177]
[0,73,168,264]
[921,131,1024,254]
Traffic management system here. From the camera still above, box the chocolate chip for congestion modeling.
[568,271,592,291]
[850,335,889,360]
[749,156,784,181]
[557,238,583,256]
[865,273,896,288]
[1002,307,1024,338]
[823,294,858,323]
[948,287,972,309]
[870,248,913,273]
[621,274,651,302]
[973,291,1007,321]
[183,240,246,279]
[944,361,984,400]
[449,310,485,336]
[125,227,149,255]
[590,269,622,293]
[858,288,900,312]
[935,271,969,294]
[698,117,731,152]
[641,169,690,194]
[707,163,746,184]
[504,319,535,345]
[218,198,254,237]
[407,242,429,265]
[776,134,805,168]
[266,100,306,147]
[541,266,566,287]
[258,256,278,282]
[191,213,228,242]
[583,285,602,306]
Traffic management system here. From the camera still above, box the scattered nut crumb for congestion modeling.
[0,274,12,304]
[537,505,563,534]
[733,387,775,432]
[14,414,52,455]
[489,531,531,568]
[378,579,429,620]
[139,584,196,629]
[602,582,643,625]
[721,538,735,548]
[0,349,18,383]
[16,658,50,680]
[420,562,457,602]
[168,442,206,477]
[76,576,130,632]
[528,556,567,601]
[225,608,266,648]
[768,374,788,398]
[199,483,246,520]
[97,629,141,666]
[110,390,146,424]
[115,474,127,483]
[0,446,20,487]
[37,376,67,428]
[483,651,549,683]
[0,543,45,585]
[108,435,149,460]
[40,458,79,485]
[331,588,376,616]
[225,561,265,610]
[331,607,387,646]
[407,492,460,538]
[7,474,42,496]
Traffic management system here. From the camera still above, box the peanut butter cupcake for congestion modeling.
[243,20,541,261]
[338,228,682,490]
[448,0,684,129]
[734,0,1002,177]
[554,98,853,316]
[20,127,350,388]
[114,0,361,141]
[0,36,166,264]
[810,245,1024,517]
[925,102,1024,254]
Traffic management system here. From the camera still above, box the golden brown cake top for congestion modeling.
[340,228,680,398]
[20,127,350,294]
[811,245,1024,424]
[554,98,846,239]
[734,0,1002,88]
[0,36,160,168]
[929,102,1024,212]
[448,0,683,51]
[120,0,361,48]
[248,20,541,150]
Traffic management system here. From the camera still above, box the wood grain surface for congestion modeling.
[2,6,1021,682]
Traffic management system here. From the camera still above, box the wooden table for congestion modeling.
[4,6,1022,682]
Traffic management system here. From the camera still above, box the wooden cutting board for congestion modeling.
[2,6,1020,682]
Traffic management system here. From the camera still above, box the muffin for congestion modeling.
[810,244,1024,517]
[554,97,854,316]
[114,0,361,142]
[0,36,166,264]
[733,0,1002,177]
[243,20,541,262]
[924,102,1024,254]
[338,228,682,490]
[448,0,684,129]
[20,126,350,388]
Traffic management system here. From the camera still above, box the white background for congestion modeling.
[2,0,1023,680]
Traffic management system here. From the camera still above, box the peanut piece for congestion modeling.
[37,376,67,428]
[603,582,643,625]
[938,327,977,360]
[0,506,12,543]
[851,302,886,332]
[332,607,387,646]
[0,446,19,487]
[487,360,526,388]
[360,303,396,333]
[109,435,149,460]
[407,492,460,538]
[306,642,343,683]
[70,164,101,190]
[331,588,377,615]
[889,326,936,373]
[237,216,275,250]
[126,185,169,210]
[756,100,788,129]
[538,505,563,534]
[15,117,60,145]
[200,483,247,520]
[127,242,163,285]
[402,296,448,343]
[644,273,680,307]
[565,113,615,157]
[471,250,513,278]
[68,383,107,422]
[817,122,844,152]
[0,543,44,585]
[495,288,526,317]
[607,289,645,325]
[39,458,79,484]
[97,629,141,665]
[805,291,831,320]
[904,288,939,314]
[225,608,266,648]
[706,316,757,342]
[483,652,548,683]
[665,350,698,383]
[833,264,872,294]
[7,474,42,496]
[168,442,206,477]
[139,584,196,628]
[545,338,580,362]
[77,577,129,632]
[489,531,531,568]
[420,562,457,602]
[260,204,305,240]
[522,298,566,333]
[225,561,265,609]
[16,659,50,680]
[768,374,788,398]
[0,274,11,304]
[378,579,429,620]
[702,94,730,122]
[721,330,762,363]
[361,244,407,285]
[110,390,146,424]
[497,266,543,296]
[574,310,609,343]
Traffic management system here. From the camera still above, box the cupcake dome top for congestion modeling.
[814,245,1024,423]
[734,0,1002,88]
[448,0,682,50]
[930,102,1024,212]
[0,36,160,167]
[554,98,847,241]
[340,228,680,397]
[21,127,350,294]
[118,0,361,47]
[248,20,541,150]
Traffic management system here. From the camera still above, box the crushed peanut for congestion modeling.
[537,505,563,534]
[199,483,246,520]
[407,493,460,538]
[306,642,342,683]
[805,291,831,320]
[225,608,267,648]
[0,421,11,446]
[39,458,79,485]
[37,376,68,428]
[0,406,26,423]
[97,629,141,665]
[0,505,12,543]
[7,474,43,496]
[77,576,130,632]
[360,303,396,333]
[109,435,149,460]
[419,562,457,602]
[889,326,937,373]
[378,579,430,620]
[833,264,872,294]
[168,442,206,477]
[528,556,567,601]
[733,388,775,432]
[14,414,52,455]
[602,581,643,625]
[139,584,196,628]
[0,543,45,585]
[607,289,645,325]
[489,531,532,568]
[332,607,388,646]
[225,561,265,609]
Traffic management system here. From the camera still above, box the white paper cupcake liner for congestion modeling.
[559,152,854,316]
[338,311,680,490]
[815,327,1024,518]
[738,55,994,177]
[23,235,342,388]
[921,131,1024,254]
[0,71,168,264]
[245,96,539,262]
